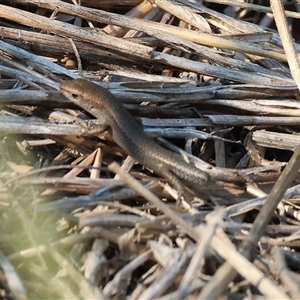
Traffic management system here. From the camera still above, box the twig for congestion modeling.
[0,250,27,299]
[271,247,300,299]
[199,145,300,299]
[270,0,300,90]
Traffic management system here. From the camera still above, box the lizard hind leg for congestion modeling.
[159,169,195,203]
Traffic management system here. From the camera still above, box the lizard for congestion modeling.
[60,79,210,195]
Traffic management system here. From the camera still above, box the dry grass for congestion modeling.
[1,0,300,299]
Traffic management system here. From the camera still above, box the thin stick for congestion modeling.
[270,0,300,90]
[108,162,201,241]
[199,145,300,299]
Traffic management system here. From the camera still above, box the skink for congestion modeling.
[60,79,209,194]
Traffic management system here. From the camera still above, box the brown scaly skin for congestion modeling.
[60,79,209,195]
